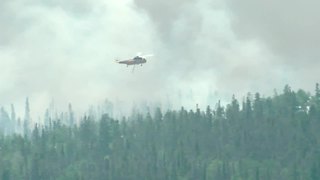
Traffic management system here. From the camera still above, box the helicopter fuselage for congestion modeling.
[117,56,147,66]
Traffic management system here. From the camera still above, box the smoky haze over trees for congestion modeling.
[0,90,223,135]
[0,85,320,179]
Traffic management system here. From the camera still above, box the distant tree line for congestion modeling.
[0,84,320,179]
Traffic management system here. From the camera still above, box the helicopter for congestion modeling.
[116,53,153,72]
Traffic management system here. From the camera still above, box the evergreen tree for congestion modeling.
[10,104,16,134]
[68,103,75,127]
[23,98,31,136]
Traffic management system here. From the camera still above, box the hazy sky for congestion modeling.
[0,0,319,118]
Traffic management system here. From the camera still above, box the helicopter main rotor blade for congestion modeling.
[141,54,154,58]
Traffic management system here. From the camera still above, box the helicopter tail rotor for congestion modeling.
[114,55,122,62]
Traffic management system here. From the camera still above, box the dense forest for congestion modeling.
[1,84,320,180]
